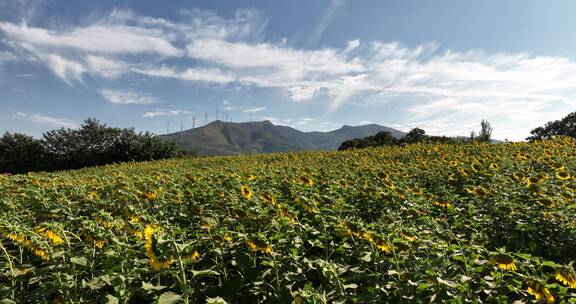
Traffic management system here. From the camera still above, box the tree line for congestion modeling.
[339,120,493,150]
[0,118,184,174]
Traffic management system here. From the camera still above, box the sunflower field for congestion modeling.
[1,137,576,303]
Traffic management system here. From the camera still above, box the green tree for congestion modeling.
[477,119,492,142]
[0,132,45,174]
[402,128,426,143]
[526,112,576,141]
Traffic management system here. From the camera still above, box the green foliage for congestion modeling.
[0,132,45,174]
[338,131,398,150]
[476,119,493,142]
[527,111,576,141]
[0,118,177,174]
[0,137,575,303]
[339,128,464,150]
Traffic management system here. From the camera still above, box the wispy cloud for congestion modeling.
[0,22,182,56]
[99,89,158,104]
[307,0,348,45]
[44,54,85,84]
[15,112,78,128]
[142,109,190,118]
[242,107,266,113]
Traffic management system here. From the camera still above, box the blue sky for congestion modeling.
[1,0,576,140]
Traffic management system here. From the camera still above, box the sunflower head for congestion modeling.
[526,279,555,303]
[555,171,571,181]
[493,254,516,271]
[432,201,451,208]
[240,186,252,199]
[260,193,276,205]
[471,162,481,173]
[300,176,314,186]
[555,267,576,288]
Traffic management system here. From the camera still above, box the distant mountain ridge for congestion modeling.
[158,120,405,156]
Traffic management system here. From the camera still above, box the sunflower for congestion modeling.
[144,225,172,270]
[278,206,297,223]
[300,176,314,186]
[377,172,389,180]
[340,221,361,237]
[551,162,565,170]
[555,171,571,181]
[240,186,253,199]
[246,175,257,181]
[526,279,554,303]
[260,193,276,205]
[29,246,50,261]
[432,201,451,208]
[36,227,64,245]
[493,254,517,271]
[526,177,540,188]
[555,267,576,288]
[186,250,201,262]
[470,162,481,173]
[489,163,499,171]
[95,239,107,249]
[144,191,157,201]
[474,187,488,198]
[373,237,392,254]
[246,239,273,254]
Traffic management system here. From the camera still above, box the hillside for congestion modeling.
[159,120,405,155]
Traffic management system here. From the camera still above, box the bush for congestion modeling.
[0,118,178,174]
[0,132,45,174]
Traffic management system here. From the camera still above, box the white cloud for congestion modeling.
[45,54,85,83]
[142,109,190,118]
[99,89,157,104]
[134,66,236,83]
[286,86,320,102]
[0,22,182,56]
[242,107,266,113]
[86,56,127,78]
[15,112,78,128]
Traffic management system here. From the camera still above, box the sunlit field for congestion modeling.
[1,138,575,303]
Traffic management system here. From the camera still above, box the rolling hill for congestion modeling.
[159,120,405,156]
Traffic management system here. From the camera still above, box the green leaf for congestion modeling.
[343,283,358,290]
[0,299,17,304]
[158,292,181,304]
[104,295,119,304]
[142,282,167,291]
[206,297,228,304]
[416,283,429,293]
[437,278,456,288]
[85,277,106,290]
[192,269,220,278]
[541,260,558,268]
[70,257,87,266]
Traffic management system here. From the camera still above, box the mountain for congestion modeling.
[158,120,405,156]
